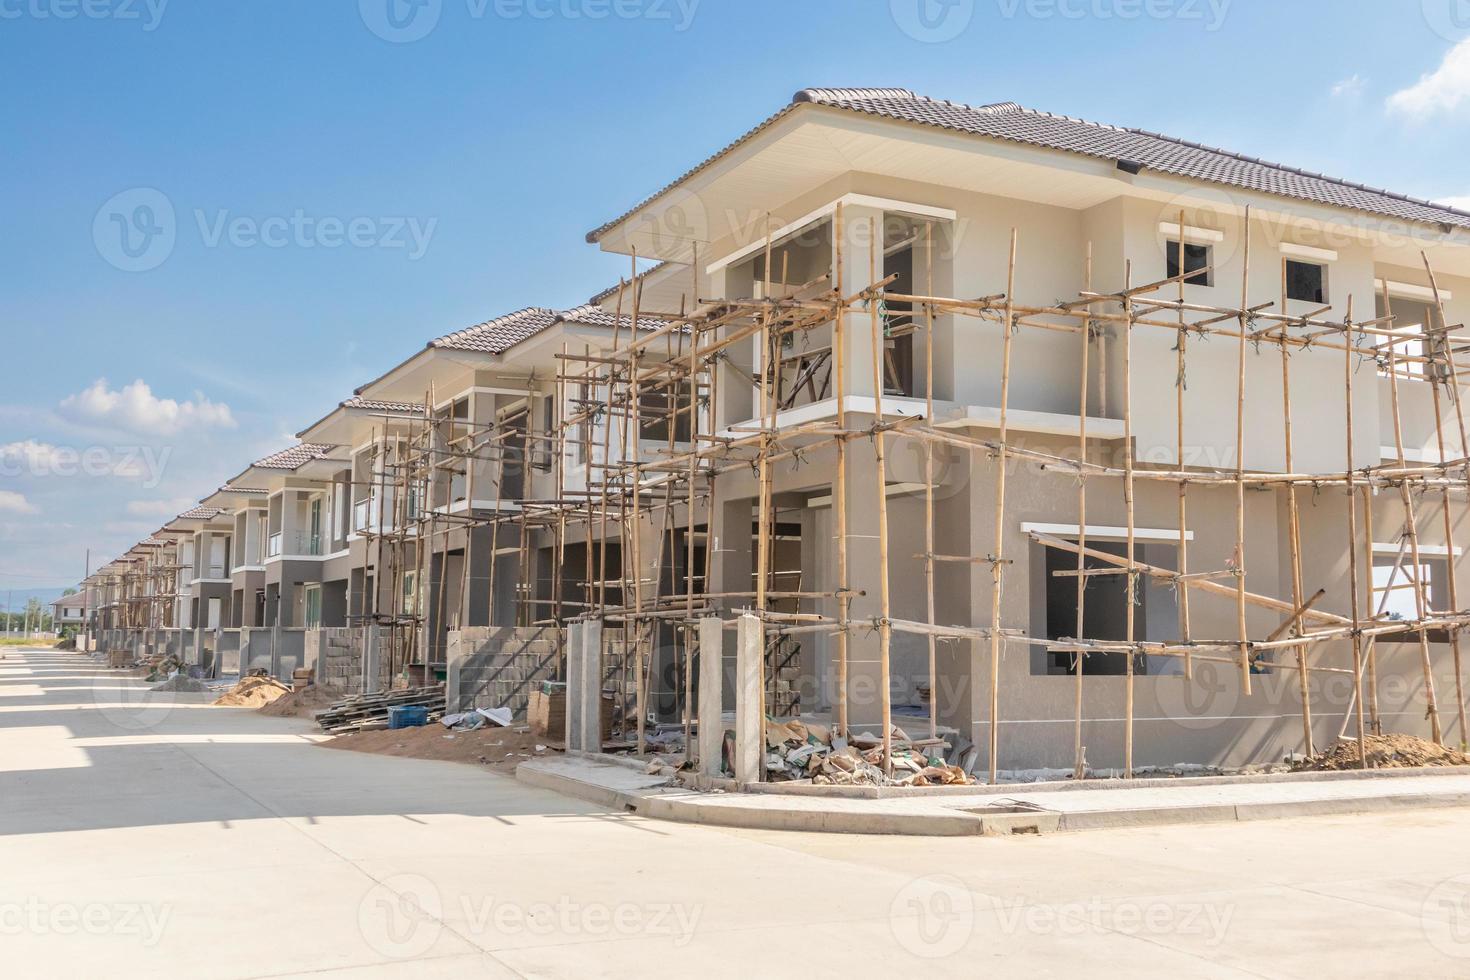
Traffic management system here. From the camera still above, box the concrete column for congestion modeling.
[445,629,465,713]
[270,624,282,679]
[570,620,602,754]
[697,617,724,776]
[363,624,382,694]
[735,614,762,784]
[564,622,583,749]
[835,202,884,400]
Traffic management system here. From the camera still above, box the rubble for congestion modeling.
[758,719,977,787]
[1292,734,1470,772]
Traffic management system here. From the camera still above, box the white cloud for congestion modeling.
[1331,74,1366,98]
[1387,41,1470,120]
[59,379,236,436]
[126,497,196,518]
[0,491,38,515]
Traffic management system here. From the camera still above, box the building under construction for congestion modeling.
[86,88,1470,781]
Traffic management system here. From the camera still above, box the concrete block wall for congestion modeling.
[445,626,562,716]
[313,626,388,695]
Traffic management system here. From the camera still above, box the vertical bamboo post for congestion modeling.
[833,203,850,738]
[1175,212,1193,677]
[923,222,939,741]
[1234,208,1253,695]
[869,216,894,776]
[1381,278,1443,744]
[1360,483,1381,733]
[1342,296,1369,767]
[1421,253,1470,746]
[1073,242,1092,780]
[1122,260,1137,779]
[988,229,1018,785]
[1279,262,1314,757]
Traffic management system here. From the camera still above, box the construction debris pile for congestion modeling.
[1293,734,1470,772]
[761,719,975,787]
[314,685,446,735]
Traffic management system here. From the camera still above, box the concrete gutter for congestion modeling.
[517,756,1470,837]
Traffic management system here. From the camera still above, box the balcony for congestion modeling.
[268,530,325,558]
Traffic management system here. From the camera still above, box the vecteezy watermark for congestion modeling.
[890,0,975,42]
[194,209,437,259]
[93,188,438,271]
[0,0,168,30]
[0,899,171,945]
[994,0,1231,30]
[359,0,699,43]
[0,442,172,489]
[992,896,1235,945]
[890,875,975,959]
[1424,874,1470,959]
[93,188,176,273]
[357,875,704,960]
[1422,0,1470,42]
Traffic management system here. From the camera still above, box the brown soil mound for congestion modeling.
[258,685,340,718]
[1293,733,1470,772]
[213,675,290,708]
[318,723,560,776]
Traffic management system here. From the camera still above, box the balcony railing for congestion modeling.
[267,530,324,557]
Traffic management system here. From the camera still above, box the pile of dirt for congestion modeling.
[258,685,340,718]
[213,675,291,708]
[318,723,559,776]
[151,674,209,693]
[1292,733,1470,772]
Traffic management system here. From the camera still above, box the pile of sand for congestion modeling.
[213,675,290,708]
[318,723,559,776]
[1293,733,1470,772]
[258,685,340,718]
[151,674,209,693]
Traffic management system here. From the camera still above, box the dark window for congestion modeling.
[639,388,693,443]
[1040,541,1150,676]
[1165,240,1211,287]
[1285,260,1327,304]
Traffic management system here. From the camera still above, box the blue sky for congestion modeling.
[2,0,1469,592]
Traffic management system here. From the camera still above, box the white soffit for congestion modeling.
[1279,242,1338,262]
[1383,279,1452,302]
[1023,522,1195,543]
[1157,221,1225,244]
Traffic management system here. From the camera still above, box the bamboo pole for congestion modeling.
[1122,261,1137,778]
[1381,278,1443,744]
[1073,242,1092,780]
[1342,296,1369,768]
[988,229,1018,785]
[1234,208,1253,694]
[869,216,894,776]
[1279,261,1314,757]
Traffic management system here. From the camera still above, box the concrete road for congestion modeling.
[5,646,1470,979]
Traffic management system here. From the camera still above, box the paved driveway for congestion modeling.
[4,646,1470,978]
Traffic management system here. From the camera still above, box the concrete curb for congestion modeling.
[517,757,1470,837]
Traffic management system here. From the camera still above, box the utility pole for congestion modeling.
[82,549,91,651]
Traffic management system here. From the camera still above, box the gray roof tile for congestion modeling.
[588,87,1470,242]
[251,443,336,470]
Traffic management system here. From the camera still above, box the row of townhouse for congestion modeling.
[73,87,1470,772]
